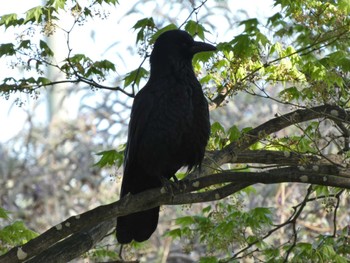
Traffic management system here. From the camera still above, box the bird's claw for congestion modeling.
[160,177,186,196]
[160,177,175,195]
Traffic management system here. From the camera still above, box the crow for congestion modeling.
[116,29,216,244]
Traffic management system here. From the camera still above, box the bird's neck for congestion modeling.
[149,58,195,81]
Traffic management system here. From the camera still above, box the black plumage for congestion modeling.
[116,29,216,244]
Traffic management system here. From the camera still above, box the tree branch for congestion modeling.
[193,104,350,178]
[235,150,320,165]
[26,221,114,263]
[1,163,349,262]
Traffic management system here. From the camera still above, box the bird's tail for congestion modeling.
[116,206,160,244]
[116,163,162,244]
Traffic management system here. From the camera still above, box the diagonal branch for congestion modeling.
[1,163,349,262]
[26,221,115,263]
[192,104,350,178]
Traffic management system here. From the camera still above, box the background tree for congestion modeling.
[0,0,350,262]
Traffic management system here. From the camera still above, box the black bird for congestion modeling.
[116,29,216,244]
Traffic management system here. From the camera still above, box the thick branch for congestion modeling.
[192,104,350,178]
[26,221,114,263]
[235,150,320,165]
[1,164,349,262]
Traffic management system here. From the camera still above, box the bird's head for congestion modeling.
[150,29,216,71]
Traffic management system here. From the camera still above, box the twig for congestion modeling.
[332,190,344,237]
[283,185,314,262]
[179,0,208,29]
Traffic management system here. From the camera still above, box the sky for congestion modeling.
[0,0,276,142]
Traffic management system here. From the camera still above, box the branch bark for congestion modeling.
[1,163,350,262]
[26,221,114,263]
[192,104,350,178]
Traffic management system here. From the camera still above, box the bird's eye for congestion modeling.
[181,42,188,47]
[180,40,192,49]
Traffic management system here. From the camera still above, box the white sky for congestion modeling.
[0,0,276,142]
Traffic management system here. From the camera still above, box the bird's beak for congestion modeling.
[191,41,216,54]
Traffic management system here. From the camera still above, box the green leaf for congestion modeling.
[184,20,208,40]
[165,228,182,238]
[18,40,31,49]
[70,54,88,63]
[83,7,92,17]
[96,0,118,5]
[231,34,256,58]
[107,0,119,4]
[25,6,44,23]
[256,31,270,47]
[25,77,37,84]
[248,207,273,226]
[123,67,148,87]
[133,17,155,30]
[0,43,16,57]
[0,13,21,28]
[314,186,330,197]
[326,50,350,71]
[193,215,210,224]
[241,127,253,134]
[239,18,259,34]
[175,171,186,180]
[133,17,156,44]
[37,77,51,85]
[53,0,66,11]
[90,248,119,260]
[175,216,196,226]
[93,59,116,72]
[297,137,314,153]
[279,86,300,101]
[267,12,284,27]
[94,149,124,168]
[202,205,212,214]
[269,42,282,56]
[0,221,38,245]
[39,40,54,57]
[228,125,241,142]
[211,121,225,134]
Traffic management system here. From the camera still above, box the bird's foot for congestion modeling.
[159,176,187,195]
[160,177,175,195]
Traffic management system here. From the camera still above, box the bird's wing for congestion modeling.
[123,86,154,178]
[122,81,192,197]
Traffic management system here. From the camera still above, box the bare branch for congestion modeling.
[283,185,313,262]
[179,0,209,29]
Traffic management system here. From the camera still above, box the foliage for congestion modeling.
[1,0,350,262]
[94,145,125,168]
[0,209,38,255]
